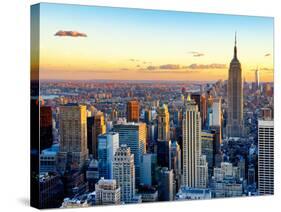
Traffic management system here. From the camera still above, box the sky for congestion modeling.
[35,3,274,82]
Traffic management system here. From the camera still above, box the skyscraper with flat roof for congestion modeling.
[258,119,274,195]
[127,100,140,122]
[182,97,201,188]
[114,122,146,186]
[98,132,119,179]
[57,104,89,173]
[113,145,136,203]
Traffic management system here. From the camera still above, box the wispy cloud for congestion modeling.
[144,63,226,71]
[187,63,226,69]
[264,53,271,57]
[54,30,87,37]
[189,51,205,57]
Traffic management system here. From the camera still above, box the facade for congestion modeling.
[182,96,202,188]
[39,173,64,209]
[210,97,222,127]
[127,100,140,122]
[92,112,106,159]
[87,116,94,155]
[40,144,59,173]
[157,104,170,141]
[95,178,121,205]
[158,167,174,201]
[114,122,146,186]
[226,34,243,137]
[113,145,136,203]
[157,139,171,168]
[140,153,157,186]
[40,106,53,151]
[57,104,89,173]
[258,120,274,195]
[86,159,99,191]
[98,132,119,179]
[170,141,182,191]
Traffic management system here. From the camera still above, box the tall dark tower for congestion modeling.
[226,33,243,137]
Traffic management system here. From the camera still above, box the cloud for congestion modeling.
[159,64,183,69]
[146,64,186,70]
[187,63,226,69]
[264,53,271,57]
[147,65,158,70]
[145,63,226,71]
[54,30,87,37]
[189,51,205,57]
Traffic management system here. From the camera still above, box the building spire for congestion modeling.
[234,31,237,59]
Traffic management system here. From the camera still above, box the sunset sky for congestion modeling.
[36,3,274,82]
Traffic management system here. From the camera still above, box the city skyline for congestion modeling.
[34,3,274,82]
[31,3,274,209]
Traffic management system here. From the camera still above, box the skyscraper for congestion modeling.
[113,145,136,203]
[98,132,119,179]
[127,100,140,122]
[58,104,89,172]
[157,104,170,141]
[92,112,106,159]
[87,116,94,155]
[140,153,157,186]
[114,122,146,186]
[40,106,53,151]
[182,96,202,188]
[255,67,260,90]
[158,167,174,201]
[258,120,274,195]
[226,33,243,137]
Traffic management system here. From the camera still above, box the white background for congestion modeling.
[0,0,280,211]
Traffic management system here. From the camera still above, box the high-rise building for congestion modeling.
[95,178,121,205]
[157,104,170,141]
[144,109,152,124]
[201,130,215,176]
[127,100,140,122]
[226,33,243,137]
[57,104,88,173]
[87,116,94,155]
[170,141,182,191]
[40,106,53,151]
[157,140,171,168]
[197,155,208,188]
[92,112,106,159]
[86,159,99,191]
[258,120,274,195]
[114,122,146,186]
[113,145,136,203]
[98,132,119,179]
[191,93,207,128]
[140,153,157,186]
[210,97,222,127]
[39,173,64,209]
[158,167,174,201]
[255,67,260,89]
[182,96,201,188]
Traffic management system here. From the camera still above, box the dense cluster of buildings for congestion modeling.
[37,37,274,208]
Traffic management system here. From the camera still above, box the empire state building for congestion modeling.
[226,33,243,137]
